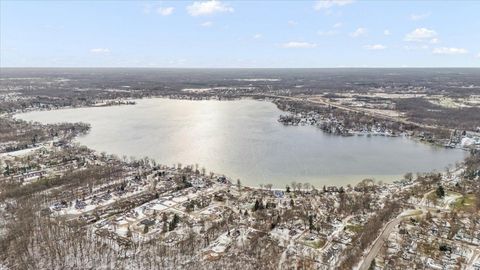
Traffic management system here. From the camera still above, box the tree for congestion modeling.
[303,183,311,192]
[265,183,273,191]
[253,199,264,211]
[254,199,260,211]
[291,181,297,192]
[286,185,291,193]
[4,164,10,176]
[436,185,445,198]
[186,201,195,212]
[308,215,315,231]
[236,179,242,191]
[270,222,276,230]
[162,221,168,233]
[368,258,376,270]
[169,214,180,231]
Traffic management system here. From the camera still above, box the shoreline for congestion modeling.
[8,96,469,189]
[12,94,474,153]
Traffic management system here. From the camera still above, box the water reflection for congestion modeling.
[17,98,466,187]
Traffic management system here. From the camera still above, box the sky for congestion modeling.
[1,0,479,68]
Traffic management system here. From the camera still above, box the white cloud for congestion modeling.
[187,0,234,16]
[384,29,391,36]
[317,30,337,36]
[281,42,317,48]
[90,48,110,54]
[333,22,343,28]
[476,53,480,58]
[157,7,174,16]
[405,28,438,43]
[253,33,262,39]
[432,47,468,55]
[143,4,174,16]
[410,12,430,21]
[350,27,367,37]
[314,0,354,10]
[364,44,387,50]
[201,21,213,27]
[288,20,298,26]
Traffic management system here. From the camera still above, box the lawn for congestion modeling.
[452,194,476,211]
[345,224,364,233]
[301,238,326,249]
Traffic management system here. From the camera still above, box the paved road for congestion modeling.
[357,217,403,270]
[357,204,463,270]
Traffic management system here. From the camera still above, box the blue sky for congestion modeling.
[1,0,479,67]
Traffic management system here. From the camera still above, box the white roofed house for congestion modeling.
[191,177,205,188]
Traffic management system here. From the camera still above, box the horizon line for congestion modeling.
[1,66,480,69]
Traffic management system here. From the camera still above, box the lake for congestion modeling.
[17,98,466,188]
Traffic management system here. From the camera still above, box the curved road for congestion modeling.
[357,217,403,270]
